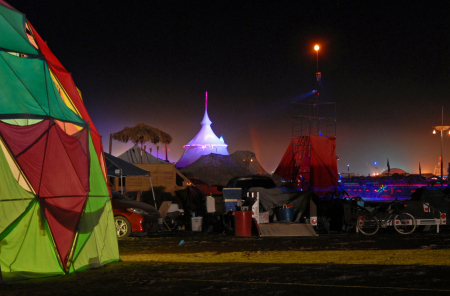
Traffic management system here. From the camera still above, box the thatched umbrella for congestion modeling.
[112,123,172,162]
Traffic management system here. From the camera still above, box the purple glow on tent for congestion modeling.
[176,93,229,168]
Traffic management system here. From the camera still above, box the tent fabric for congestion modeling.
[0,120,90,198]
[29,22,108,184]
[69,135,119,273]
[0,134,34,192]
[176,96,229,168]
[230,150,269,175]
[0,201,66,280]
[274,135,338,197]
[309,135,339,196]
[0,51,85,125]
[118,144,168,164]
[105,152,150,176]
[0,139,34,235]
[274,136,311,185]
[0,3,39,55]
[248,187,314,221]
[0,2,119,280]
[179,153,251,186]
[0,119,90,267]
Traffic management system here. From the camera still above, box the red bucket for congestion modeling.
[234,211,252,237]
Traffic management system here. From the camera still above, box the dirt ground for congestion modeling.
[2,227,450,296]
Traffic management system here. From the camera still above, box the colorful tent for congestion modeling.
[0,2,119,280]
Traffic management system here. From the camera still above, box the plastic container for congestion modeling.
[191,217,203,231]
[206,195,215,213]
[234,211,252,237]
[277,205,294,222]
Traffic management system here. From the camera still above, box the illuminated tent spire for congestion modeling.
[176,92,229,168]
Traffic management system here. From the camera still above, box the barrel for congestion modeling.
[277,205,294,222]
[234,211,252,237]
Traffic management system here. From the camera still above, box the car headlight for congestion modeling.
[127,208,149,216]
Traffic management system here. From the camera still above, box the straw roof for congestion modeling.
[112,123,172,145]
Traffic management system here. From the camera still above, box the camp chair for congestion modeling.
[158,201,172,231]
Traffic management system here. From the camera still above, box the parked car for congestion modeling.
[111,191,162,238]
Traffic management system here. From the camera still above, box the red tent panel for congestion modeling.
[310,135,339,196]
[0,119,90,267]
[29,22,106,170]
[43,196,87,267]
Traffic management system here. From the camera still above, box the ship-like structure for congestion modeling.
[274,45,339,197]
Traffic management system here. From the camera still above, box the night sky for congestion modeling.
[8,1,450,176]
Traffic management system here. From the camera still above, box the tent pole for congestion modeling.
[120,170,123,194]
[149,175,157,210]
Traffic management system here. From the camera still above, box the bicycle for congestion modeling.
[356,200,416,235]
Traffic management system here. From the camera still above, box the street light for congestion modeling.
[433,106,450,186]
[314,45,319,72]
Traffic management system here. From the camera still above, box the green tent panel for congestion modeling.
[70,201,119,273]
[69,134,119,272]
[0,201,65,280]
[0,51,85,125]
[0,4,39,55]
[0,137,34,234]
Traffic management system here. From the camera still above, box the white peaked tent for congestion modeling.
[176,92,229,168]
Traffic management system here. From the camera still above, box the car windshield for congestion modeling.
[111,192,131,201]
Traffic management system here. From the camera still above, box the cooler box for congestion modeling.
[222,188,243,212]
[191,217,203,231]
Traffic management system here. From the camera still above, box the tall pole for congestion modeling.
[434,106,448,186]
[441,106,444,186]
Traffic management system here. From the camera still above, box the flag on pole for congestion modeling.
[387,159,390,175]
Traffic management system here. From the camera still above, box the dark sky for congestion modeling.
[8,1,450,175]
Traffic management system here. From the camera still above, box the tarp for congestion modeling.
[248,187,314,222]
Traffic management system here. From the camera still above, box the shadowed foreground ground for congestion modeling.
[2,228,450,295]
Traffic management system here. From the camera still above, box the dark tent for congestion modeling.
[104,153,150,176]
[230,150,269,175]
[179,153,251,186]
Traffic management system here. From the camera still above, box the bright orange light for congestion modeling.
[433,129,436,134]
[314,45,319,51]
